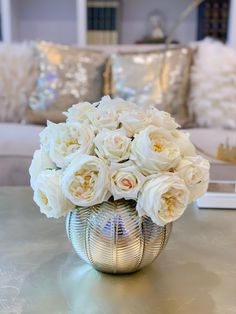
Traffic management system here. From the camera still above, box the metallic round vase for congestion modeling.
[66,199,172,274]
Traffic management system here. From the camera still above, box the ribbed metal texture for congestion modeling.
[66,199,172,274]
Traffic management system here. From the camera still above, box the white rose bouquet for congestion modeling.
[29,96,209,226]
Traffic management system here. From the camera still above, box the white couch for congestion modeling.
[0,123,42,186]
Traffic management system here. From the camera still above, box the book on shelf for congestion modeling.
[87,0,120,45]
[197,0,230,42]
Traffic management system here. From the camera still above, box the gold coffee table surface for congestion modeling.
[0,187,235,314]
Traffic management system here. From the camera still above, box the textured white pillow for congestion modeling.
[0,43,38,122]
[188,38,236,129]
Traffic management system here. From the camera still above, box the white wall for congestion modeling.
[15,0,77,44]
[2,0,235,46]
[120,0,197,44]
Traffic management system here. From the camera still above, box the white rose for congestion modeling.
[110,161,146,200]
[62,155,111,207]
[63,102,96,124]
[39,121,56,152]
[88,107,119,131]
[88,96,137,132]
[94,128,131,163]
[119,109,152,137]
[119,107,179,138]
[130,126,181,175]
[149,107,180,130]
[33,170,74,218]
[29,149,56,189]
[98,95,137,113]
[136,174,189,226]
[176,156,210,203]
[48,122,95,168]
[171,130,196,157]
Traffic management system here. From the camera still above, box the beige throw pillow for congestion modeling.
[0,43,37,123]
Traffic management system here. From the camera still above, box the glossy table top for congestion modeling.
[0,187,236,314]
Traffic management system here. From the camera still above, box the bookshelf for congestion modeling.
[0,0,236,46]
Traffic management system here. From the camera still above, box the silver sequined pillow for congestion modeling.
[26,41,108,124]
[109,47,193,126]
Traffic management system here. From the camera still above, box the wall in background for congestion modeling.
[120,0,197,44]
[3,0,236,46]
[2,0,78,44]
[0,1,1,41]
[228,0,236,48]
[16,0,77,44]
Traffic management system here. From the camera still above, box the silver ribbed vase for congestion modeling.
[66,199,172,274]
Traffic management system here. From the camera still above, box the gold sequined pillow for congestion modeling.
[108,47,193,126]
[25,41,108,124]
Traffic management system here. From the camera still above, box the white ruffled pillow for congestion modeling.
[0,43,38,122]
[188,38,236,129]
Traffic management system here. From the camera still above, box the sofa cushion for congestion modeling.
[0,43,38,123]
[0,123,43,186]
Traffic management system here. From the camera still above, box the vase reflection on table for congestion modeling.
[66,199,172,274]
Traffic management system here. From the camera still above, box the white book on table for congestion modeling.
[197,192,236,209]
[197,180,236,209]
